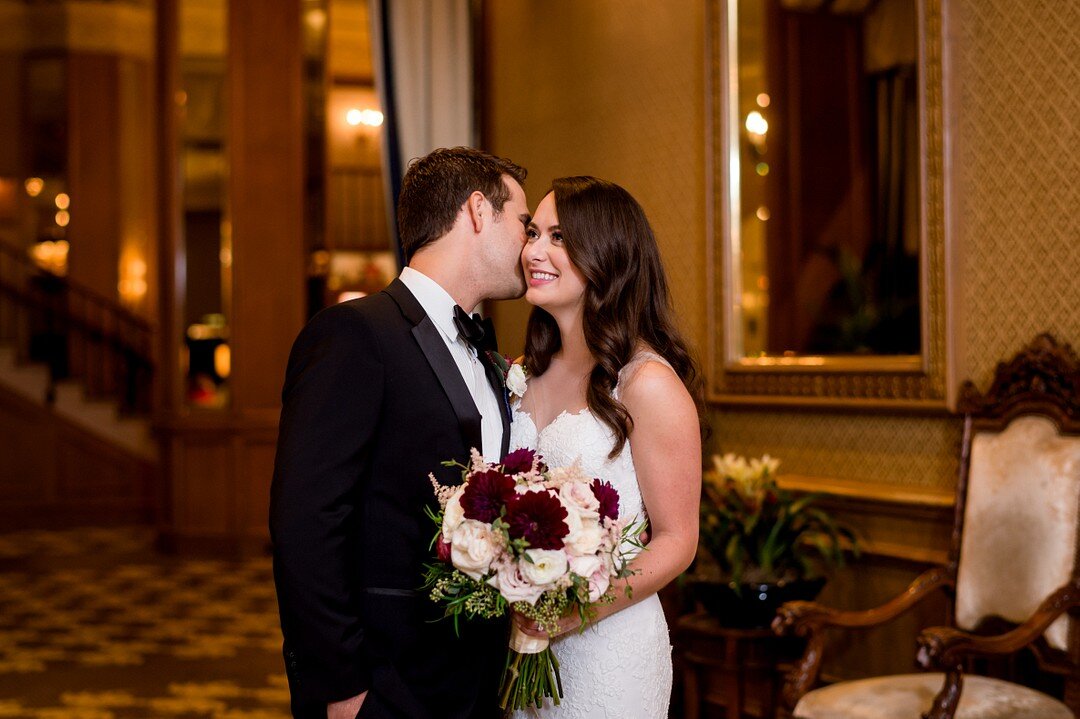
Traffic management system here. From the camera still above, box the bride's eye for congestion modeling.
[525,228,539,242]
[551,232,564,245]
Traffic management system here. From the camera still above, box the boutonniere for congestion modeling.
[485,352,528,400]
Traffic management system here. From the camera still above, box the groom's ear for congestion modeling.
[465,190,487,234]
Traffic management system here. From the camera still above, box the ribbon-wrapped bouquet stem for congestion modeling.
[423,448,643,712]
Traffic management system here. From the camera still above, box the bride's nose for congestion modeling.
[523,241,546,263]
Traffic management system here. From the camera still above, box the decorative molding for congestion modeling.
[777,473,955,509]
[706,0,952,408]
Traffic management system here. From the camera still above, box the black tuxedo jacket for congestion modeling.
[270,279,511,719]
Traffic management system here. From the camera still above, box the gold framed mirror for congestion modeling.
[707,0,949,408]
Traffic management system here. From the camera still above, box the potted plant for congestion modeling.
[693,453,858,627]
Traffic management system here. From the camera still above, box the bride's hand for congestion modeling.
[511,608,582,640]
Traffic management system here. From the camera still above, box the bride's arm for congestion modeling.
[589,360,701,623]
[516,360,701,638]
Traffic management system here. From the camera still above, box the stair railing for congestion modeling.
[0,238,154,415]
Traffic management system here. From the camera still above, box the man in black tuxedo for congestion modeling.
[270,147,530,719]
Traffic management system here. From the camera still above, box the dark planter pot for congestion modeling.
[693,577,827,628]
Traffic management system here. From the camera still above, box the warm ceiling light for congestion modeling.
[756,93,771,108]
[25,178,44,197]
[55,193,70,210]
[55,210,70,227]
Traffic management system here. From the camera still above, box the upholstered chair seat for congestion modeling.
[794,674,1073,719]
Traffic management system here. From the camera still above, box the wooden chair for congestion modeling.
[773,333,1080,719]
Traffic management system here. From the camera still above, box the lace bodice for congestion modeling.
[507,352,673,718]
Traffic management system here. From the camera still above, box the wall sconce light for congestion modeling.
[345,108,384,128]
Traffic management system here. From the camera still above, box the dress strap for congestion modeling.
[614,350,674,400]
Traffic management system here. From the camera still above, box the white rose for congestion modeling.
[506,364,528,398]
[488,559,545,605]
[568,554,602,580]
[450,520,498,580]
[560,481,600,519]
[588,567,612,602]
[520,549,569,587]
[442,490,466,535]
[564,518,603,557]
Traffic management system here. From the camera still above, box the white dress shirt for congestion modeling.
[398,267,504,460]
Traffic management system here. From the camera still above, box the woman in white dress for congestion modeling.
[509,176,702,718]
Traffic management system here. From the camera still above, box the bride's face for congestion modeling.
[521,193,588,313]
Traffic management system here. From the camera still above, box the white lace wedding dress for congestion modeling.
[508,354,673,719]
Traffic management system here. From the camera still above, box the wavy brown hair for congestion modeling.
[524,176,704,458]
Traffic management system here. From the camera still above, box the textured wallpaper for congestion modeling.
[953,0,1080,390]
[484,0,1080,492]
[484,0,707,360]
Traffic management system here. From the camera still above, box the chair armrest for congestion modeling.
[771,566,953,711]
[774,566,953,636]
[917,576,1080,669]
[915,577,1080,719]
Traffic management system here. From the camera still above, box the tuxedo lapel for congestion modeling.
[477,348,512,460]
[384,280,484,455]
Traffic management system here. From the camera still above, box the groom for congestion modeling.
[270,147,530,719]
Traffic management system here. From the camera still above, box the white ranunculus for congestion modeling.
[488,559,545,605]
[442,490,466,535]
[450,519,499,580]
[506,364,528,398]
[520,549,569,587]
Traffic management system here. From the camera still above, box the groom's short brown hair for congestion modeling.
[397,147,527,262]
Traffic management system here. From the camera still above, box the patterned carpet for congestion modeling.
[0,528,290,719]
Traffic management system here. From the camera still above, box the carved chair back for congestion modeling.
[948,333,1080,692]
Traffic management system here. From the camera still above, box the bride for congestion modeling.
[509,176,702,718]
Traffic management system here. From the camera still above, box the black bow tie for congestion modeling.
[453,305,496,354]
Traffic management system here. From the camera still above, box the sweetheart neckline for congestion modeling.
[514,406,592,437]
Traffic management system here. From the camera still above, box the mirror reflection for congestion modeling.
[179,0,230,408]
[727,0,921,360]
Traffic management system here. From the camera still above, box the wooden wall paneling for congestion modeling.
[227,0,305,412]
[241,435,277,545]
[0,383,154,527]
[0,385,57,503]
[67,53,122,301]
[171,434,232,535]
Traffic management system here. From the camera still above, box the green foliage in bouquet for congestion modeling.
[699,454,858,588]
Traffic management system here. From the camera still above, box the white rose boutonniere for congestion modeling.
[484,352,528,400]
[505,363,527,399]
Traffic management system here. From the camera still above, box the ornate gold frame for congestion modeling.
[706,0,952,410]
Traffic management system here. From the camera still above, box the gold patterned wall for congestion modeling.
[484,0,1080,493]
[484,0,707,359]
[952,0,1080,391]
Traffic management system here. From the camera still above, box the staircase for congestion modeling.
[0,345,155,459]
[0,238,158,520]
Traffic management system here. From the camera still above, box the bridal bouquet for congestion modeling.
[423,448,643,711]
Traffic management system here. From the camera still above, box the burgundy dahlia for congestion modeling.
[460,470,517,523]
[591,479,620,521]
[502,448,537,475]
[505,490,569,550]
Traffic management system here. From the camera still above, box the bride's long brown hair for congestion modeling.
[523,176,703,458]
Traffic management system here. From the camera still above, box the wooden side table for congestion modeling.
[675,611,804,719]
